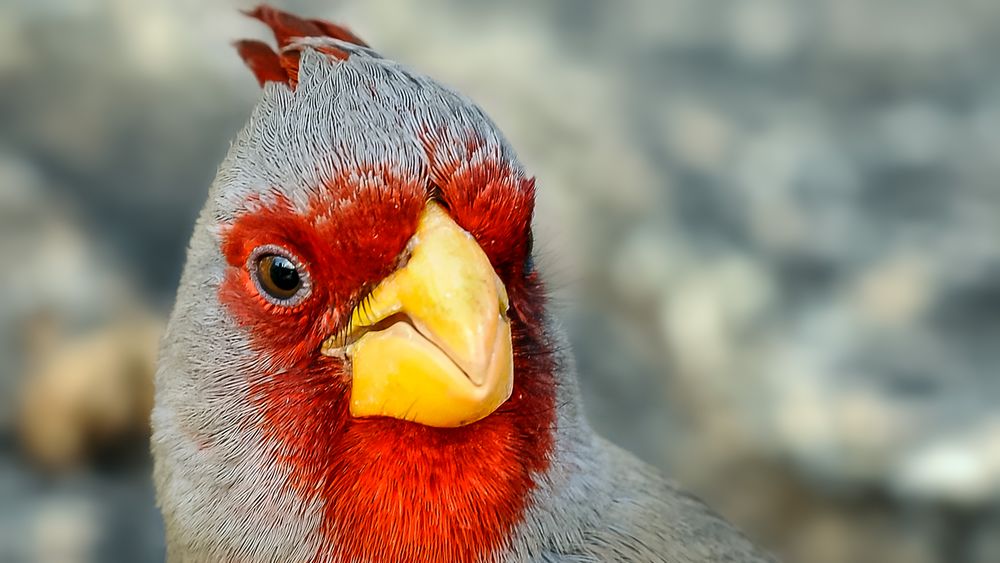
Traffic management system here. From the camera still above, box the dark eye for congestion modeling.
[252,249,309,305]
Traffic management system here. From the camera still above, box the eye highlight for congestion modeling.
[250,246,310,306]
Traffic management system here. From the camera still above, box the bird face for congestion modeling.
[222,189,520,429]
[153,7,559,562]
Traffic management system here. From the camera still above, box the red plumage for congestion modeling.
[218,144,552,562]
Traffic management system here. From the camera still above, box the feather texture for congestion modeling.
[152,7,777,562]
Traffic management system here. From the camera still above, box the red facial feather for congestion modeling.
[237,5,369,88]
[233,40,287,88]
[219,153,554,562]
[423,131,538,279]
[220,168,426,368]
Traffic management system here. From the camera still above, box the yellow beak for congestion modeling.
[321,202,514,427]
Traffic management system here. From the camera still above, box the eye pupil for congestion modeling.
[256,253,304,302]
[268,256,300,291]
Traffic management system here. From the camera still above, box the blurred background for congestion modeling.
[2,0,1000,561]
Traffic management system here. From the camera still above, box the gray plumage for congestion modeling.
[152,41,776,562]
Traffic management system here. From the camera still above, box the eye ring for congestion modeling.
[248,245,312,306]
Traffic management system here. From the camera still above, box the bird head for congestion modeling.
[152,6,576,562]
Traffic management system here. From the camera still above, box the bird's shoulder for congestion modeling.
[539,436,778,563]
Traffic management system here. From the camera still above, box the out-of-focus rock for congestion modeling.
[892,419,1000,506]
[662,100,737,174]
[851,254,933,329]
[17,311,161,470]
[0,147,162,472]
[30,496,101,563]
[727,0,802,64]
[0,151,126,431]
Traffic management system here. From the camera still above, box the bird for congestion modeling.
[151,5,777,562]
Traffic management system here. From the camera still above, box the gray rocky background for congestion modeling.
[2,0,999,562]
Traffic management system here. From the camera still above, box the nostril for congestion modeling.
[393,240,414,272]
